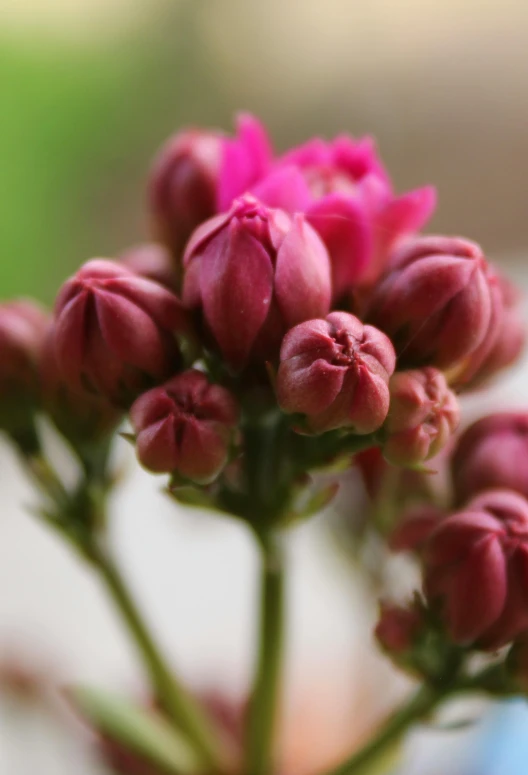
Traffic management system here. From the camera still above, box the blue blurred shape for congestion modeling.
[468,700,528,775]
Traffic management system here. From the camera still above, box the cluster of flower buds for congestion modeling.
[0,114,524,548]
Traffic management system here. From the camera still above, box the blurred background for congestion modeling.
[1,0,528,773]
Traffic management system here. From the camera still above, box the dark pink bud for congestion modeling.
[383,368,459,466]
[452,413,528,504]
[276,311,395,434]
[130,369,238,483]
[424,490,528,648]
[452,271,525,389]
[183,195,331,371]
[119,243,179,292]
[0,300,49,432]
[53,259,189,406]
[40,328,121,447]
[149,114,272,257]
[375,602,423,654]
[389,504,444,553]
[367,236,496,370]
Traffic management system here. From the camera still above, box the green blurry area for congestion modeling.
[0,7,224,305]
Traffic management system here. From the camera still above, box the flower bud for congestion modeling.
[453,272,525,389]
[367,236,495,370]
[389,504,444,553]
[119,243,178,291]
[0,300,49,433]
[276,311,395,434]
[375,602,423,654]
[424,490,528,648]
[452,413,528,504]
[383,368,459,466]
[53,259,189,406]
[130,369,238,483]
[40,328,121,448]
[149,114,271,257]
[183,195,331,371]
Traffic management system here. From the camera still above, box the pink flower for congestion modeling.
[0,300,49,432]
[375,602,423,654]
[130,369,238,483]
[276,311,395,434]
[383,368,459,466]
[252,135,435,298]
[149,114,272,257]
[53,259,189,406]
[367,235,496,370]
[183,195,331,371]
[424,490,528,648]
[452,413,528,504]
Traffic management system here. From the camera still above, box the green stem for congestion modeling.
[94,549,229,773]
[245,533,286,775]
[323,685,443,775]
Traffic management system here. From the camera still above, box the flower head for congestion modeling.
[130,369,238,483]
[276,311,395,434]
[183,195,331,371]
[252,135,435,297]
[53,259,188,406]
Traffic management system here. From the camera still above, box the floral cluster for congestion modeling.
[1,113,527,775]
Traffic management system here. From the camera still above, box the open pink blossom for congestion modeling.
[252,135,435,298]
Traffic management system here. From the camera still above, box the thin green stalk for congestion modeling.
[245,534,286,775]
[323,685,443,775]
[94,549,229,774]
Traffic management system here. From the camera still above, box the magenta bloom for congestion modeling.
[452,413,528,504]
[368,235,496,370]
[130,369,238,483]
[424,490,528,648]
[149,114,272,256]
[183,195,331,371]
[0,300,49,432]
[53,259,188,406]
[252,135,435,298]
[383,368,459,466]
[276,311,395,434]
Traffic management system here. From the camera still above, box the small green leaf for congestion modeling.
[73,685,200,774]
[119,432,136,446]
